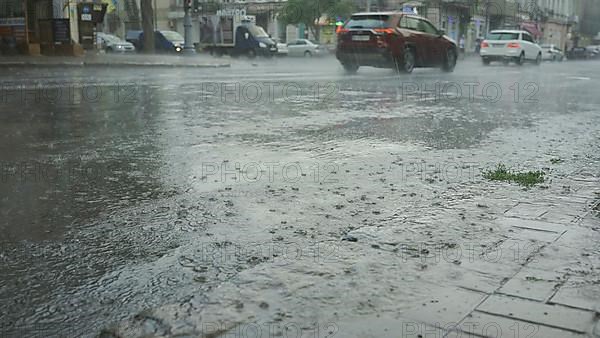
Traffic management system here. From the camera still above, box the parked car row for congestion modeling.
[567,46,600,60]
[96,31,185,54]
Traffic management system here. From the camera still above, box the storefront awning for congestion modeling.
[521,22,542,37]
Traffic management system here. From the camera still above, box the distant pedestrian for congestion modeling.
[475,37,482,54]
[459,35,465,59]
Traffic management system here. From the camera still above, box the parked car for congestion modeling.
[567,47,597,60]
[540,44,564,61]
[286,39,323,57]
[126,30,184,53]
[272,38,288,56]
[336,12,457,74]
[585,45,600,59]
[97,33,136,53]
[480,30,542,66]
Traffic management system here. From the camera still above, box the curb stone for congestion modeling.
[0,61,231,68]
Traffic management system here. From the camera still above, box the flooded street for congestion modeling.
[1,56,599,337]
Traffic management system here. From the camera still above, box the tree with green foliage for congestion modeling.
[279,0,355,41]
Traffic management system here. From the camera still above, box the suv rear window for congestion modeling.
[345,15,390,29]
[486,32,519,40]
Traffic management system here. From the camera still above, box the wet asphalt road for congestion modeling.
[1,55,599,337]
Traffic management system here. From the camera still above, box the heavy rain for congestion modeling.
[1,0,600,337]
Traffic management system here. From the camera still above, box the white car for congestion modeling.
[540,44,564,61]
[97,33,136,53]
[272,38,288,56]
[286,39,323,57]
[480,30,542,66]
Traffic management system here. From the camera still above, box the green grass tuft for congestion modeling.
[483,164,545,187]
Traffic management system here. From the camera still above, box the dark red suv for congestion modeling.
[336,12,458,74]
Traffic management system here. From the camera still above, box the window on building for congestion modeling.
[0,0,25,17]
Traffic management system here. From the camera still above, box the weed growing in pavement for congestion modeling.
[550,158,563,164]
[483,164,545,187]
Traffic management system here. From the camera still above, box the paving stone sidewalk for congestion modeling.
[0,54,230,68]
[400,182,600,337]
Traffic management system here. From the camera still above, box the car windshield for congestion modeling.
[161,31,184,41]
[487,32,520,40]
[345,15,390,29]
[248,25,269,38]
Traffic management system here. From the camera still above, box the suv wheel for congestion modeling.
[442,48,457,72]
[535,53,542,65]
[516,52,525,66]
[343,63,359,74]
[304,51,312,57]
[482,58,491,66]
[398,47,415,73]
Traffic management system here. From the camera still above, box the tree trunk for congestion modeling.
[309,24,320,41]
[141,0,155,53]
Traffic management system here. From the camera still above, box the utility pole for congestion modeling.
[183,0,196,54]
[485,0,490,35]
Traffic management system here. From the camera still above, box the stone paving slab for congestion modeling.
[334,315,448,338]
[525,243,592,274]
[402,286,487,327]
[496,268,564,302]
[504,227,560,245]
[415,260,507,294]
[537,209,582,224]
[497,217,568,234]
[450,311,586,338]
[550,276,600,312]
[476,294,596,334]
[554,226,600,250]
[504,202,551,219]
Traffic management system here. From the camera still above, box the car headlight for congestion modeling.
[117,45,123,49]
[259,42,267,48]
[175,46,182,52]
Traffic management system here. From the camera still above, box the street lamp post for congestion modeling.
[183,0,196,54]
[485,0,490,35]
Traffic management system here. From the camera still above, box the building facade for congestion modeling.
[166,0,287,45]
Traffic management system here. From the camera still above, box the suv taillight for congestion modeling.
[507,42,520,48]
[481,41,489,48]
[336,27,348,34]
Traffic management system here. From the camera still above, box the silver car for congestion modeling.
[540,44,564,61]
[97,33,136,53]
[272,38,288,56]
[286,39,323,57]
